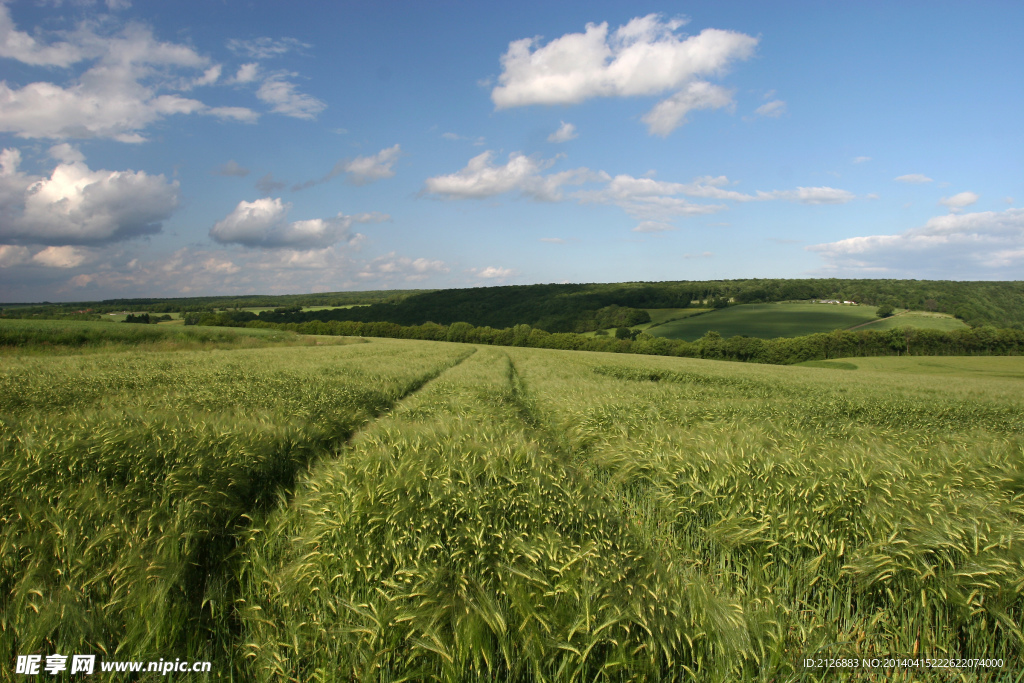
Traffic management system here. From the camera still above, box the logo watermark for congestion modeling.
[15,655,211,676]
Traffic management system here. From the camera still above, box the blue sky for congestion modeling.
[1,0,1021,302]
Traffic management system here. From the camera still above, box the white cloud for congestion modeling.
[337,144,401,185]
[359,252,450,282]
[207,106,259,123]
[233,62,261,84]
[939,191,978,211]
[193,65,222,88]
[754,99,786,118]
[548,121,578,143]
[574,172,855,224]
[492,15,755,136]
[641,80,734,135]
[423,150,599,201]
[0,244,31,267]
[227,37,310,60]
[0,148,179,245]
[49,143,85,164]
[0,4,88,67]
[293,145,402,191]
[895,173,933,184]
[471,266,516,279]
[539,237,566,244]
[256,73,326,119]
[210,197,384,249]
[633,221,677,233]
[758,186,856,204]
[0,12,263,141]
[31,245,90,268]
[852,156,871,164]
[808,207,1024,277]
[492,15,756,108]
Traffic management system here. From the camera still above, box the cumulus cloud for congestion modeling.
[210,197,386,249]
[358,252,450,282]
[0,244,31,267]
[575,173,854,219]
[471,266,516,279]
[233,62,261,84]
[808,207,1024,277]
[492,14,756,135]
[0,12,260,141]
[548,121,578,143]
[335,144,401,185]
[30,245,91,268]
[759,186,856,204]
[754,99,786,118]
[0,4,88,67]
[292,145,402,191]
[852,156,871,164]
[642,81,734,135]
[939,191,978,211]
[426,153,856,234]
[0,148,179,245]
[423,151,600,201]
[255,73,326,119]
[895,173,933,184]
[492,15,756,107]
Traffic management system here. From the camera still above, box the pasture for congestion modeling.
[1,334,1021,681]
[853,310,969,332]
[646,302,878,340]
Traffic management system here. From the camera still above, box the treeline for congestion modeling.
[7,279,1024,330]
[0,289,427,316]
[239,318,1024,365]
[248,280,1024,332]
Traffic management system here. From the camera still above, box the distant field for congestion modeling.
[643,307,711,325]
[801,355,1024,380]
[3,337,1021,679]
[0,318,331,352]
[853,309,968,331]
[647,302,877,340]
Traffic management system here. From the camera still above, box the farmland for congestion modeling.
[647,302,880,340]
[854,310,969,332]
[2,333,1022,680]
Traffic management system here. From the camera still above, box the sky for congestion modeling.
[0,0,1021,302]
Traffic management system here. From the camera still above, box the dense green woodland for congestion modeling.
[0,288,425,317]
[244,317,1024,366]
[4,279,1023,330]
[221,280,1024,332]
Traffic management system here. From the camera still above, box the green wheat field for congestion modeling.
[1,328,1022,681]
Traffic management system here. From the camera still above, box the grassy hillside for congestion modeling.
[854,309,969,332]
[809,355,1024,379]
[647,302,879,340]
[3,331,1021,680]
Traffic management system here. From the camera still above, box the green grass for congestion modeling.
[831,355,1024,380]
[3,338,1022,680]
[853,309,969,332]
[648,302,881,340]
[0,340,470,673]
[643,307,711,325]
[0,318,322,353]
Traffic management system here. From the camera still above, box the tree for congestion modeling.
[876,304,894,318]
